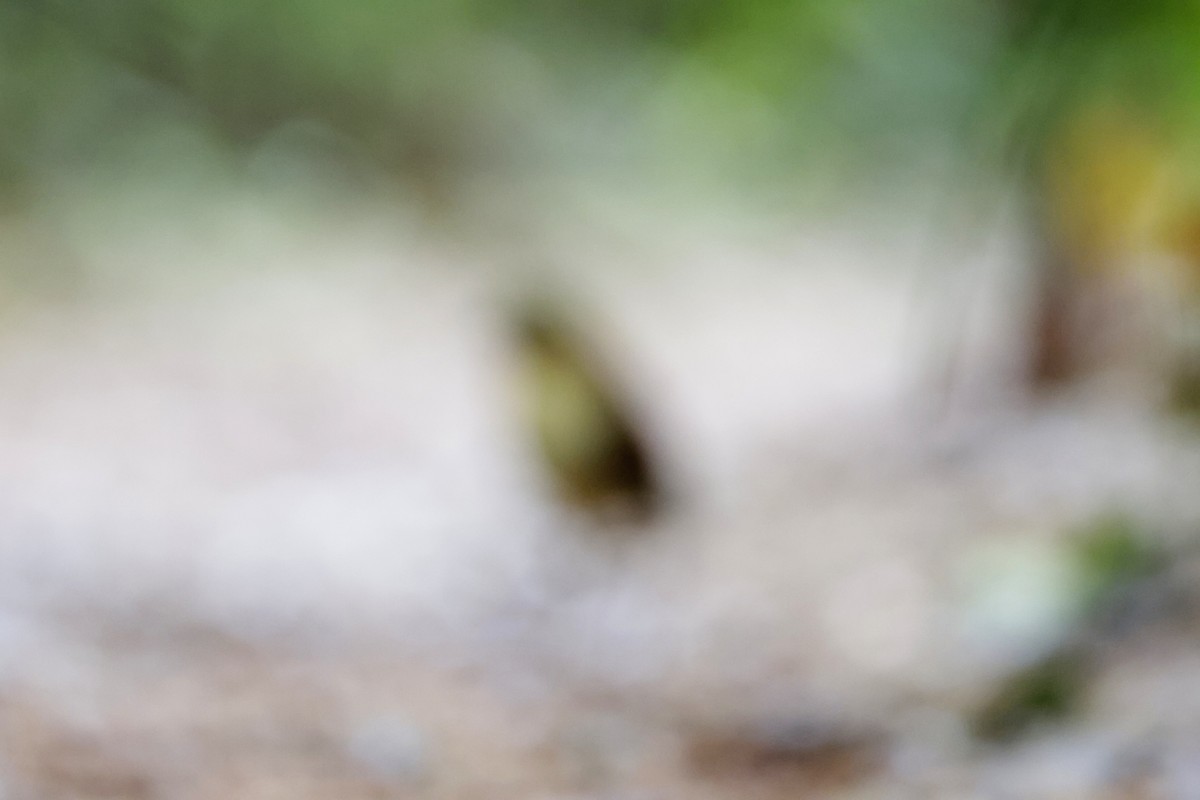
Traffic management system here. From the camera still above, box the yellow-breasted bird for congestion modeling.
[509,297,660,523]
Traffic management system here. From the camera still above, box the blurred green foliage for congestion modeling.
[979,0,1200,180]
[1072,513,1162,615]
[969,513,1166,744]
[971,651,1086,742]
[1,0,1198,214]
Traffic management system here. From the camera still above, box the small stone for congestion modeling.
[344,715,430,785]
[555,712,650,789]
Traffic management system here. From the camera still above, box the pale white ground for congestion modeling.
[0,190,1198,798]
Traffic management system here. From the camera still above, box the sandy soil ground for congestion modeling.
[0,200,1198,798]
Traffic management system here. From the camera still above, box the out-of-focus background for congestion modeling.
[3,1,1200,797]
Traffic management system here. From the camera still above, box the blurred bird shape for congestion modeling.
[509,296,660,525]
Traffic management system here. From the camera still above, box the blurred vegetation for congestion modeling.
[971,650,1085,742]
[1072,514,1163,615]
[970,513,1167,743]
[0,0,1199,226]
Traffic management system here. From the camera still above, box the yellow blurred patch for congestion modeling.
[524,351,620,475]
[1043,106,1174,275]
